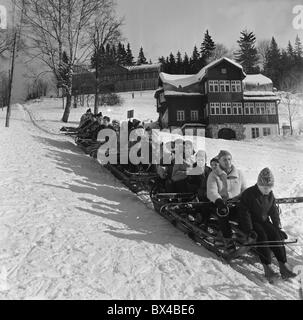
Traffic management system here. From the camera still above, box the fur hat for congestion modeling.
[217,150,232,159]
[257,167,275,187]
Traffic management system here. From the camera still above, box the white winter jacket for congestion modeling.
[207,165,246,203]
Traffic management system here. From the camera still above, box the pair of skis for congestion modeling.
[157,199,299,261]
[156,193,303,204]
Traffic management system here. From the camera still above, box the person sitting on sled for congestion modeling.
[184,150,213,226]
[154,140,179,193]
[78,108,95,129]
[207,150,246,250]
[171,140,196,193]
[210,157,219,171]
[186,150,212,201]
[238,168,296,282]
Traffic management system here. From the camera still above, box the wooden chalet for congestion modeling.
[154,57,280,140]
[72,63,162,95]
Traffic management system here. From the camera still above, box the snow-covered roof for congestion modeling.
[197,57,246,81]
[244,91,276,97]
[164,91,203,96]
[159,57,246,89]
[243,74,272,87]
[159,73,198,88]
[125,63,162,72]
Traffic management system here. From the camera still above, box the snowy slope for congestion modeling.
[0,96,302,300]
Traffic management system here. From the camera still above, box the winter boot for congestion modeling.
[262,264,280,284]
[278,262,297,279]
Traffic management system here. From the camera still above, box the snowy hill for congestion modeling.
[0,95,302,300]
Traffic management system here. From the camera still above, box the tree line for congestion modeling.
[157,29,303,92]
[3,0,303,123]
[91,43,151,68]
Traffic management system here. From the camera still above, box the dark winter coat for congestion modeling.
[187,165,212,201]
[238,184,282,234]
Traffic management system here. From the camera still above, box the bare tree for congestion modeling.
[26,76,49,100]
[209,43,233,61]
[279,91,301,135]
[257,39,271,69]
[14,0,112,122]
[85,0,123,114]
[3,1,26,127]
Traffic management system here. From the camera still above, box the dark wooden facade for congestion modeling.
[72,64,162,95]
[155,57,280,139]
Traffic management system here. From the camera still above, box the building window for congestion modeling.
[231,80,241,92]
[231,81,237,92]
[244,103,250,115]
[221,68,227,74]
[191,110,199,121]
[263,127,271,136]
[255,102,265,114]
[210,103,216,115]
[256,106,261,115]
[210,102,220,115]
[244,102,254,115]
[266,102,276,115]
[232,102,242,115]
[221,103,228,115]
[220,81,226,92]
[177,110,185,121]
[226,103,232,115]
[252,128,260,139]
[209,80,219,92]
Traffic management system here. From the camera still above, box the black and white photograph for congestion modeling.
[0,0,303,303]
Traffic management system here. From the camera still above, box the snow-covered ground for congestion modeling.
[0,93,302,300]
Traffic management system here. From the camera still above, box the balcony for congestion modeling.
[208,114,279,124]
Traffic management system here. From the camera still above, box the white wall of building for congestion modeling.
[244,124,279,139]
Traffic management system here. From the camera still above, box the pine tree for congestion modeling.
[110,45,117,62]
[168,52,176,73]
[137,47,148,65]
[125,43,134,66]
[116,42,124,65]
[183,53,190,74]
[190,45,200,73]
[263,37,281,89]
[294,35,303,59]
[91,45,106,70]
[176,51,183,73]
[200,30,216,63]
[287,41,294,58]
[235,30,259,74]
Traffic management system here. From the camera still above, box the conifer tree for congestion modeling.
[183,53,190,74]
[137,47,148,65]
[176,51,183,73]
[126,43,134,65]
[190,45,200,73]
[168,52,176,73]
[200,29,216,63]
[294,35,303,59]
[263,37,281,89]
[235,30,259,74]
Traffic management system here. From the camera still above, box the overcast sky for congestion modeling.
[116,0,302,62]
